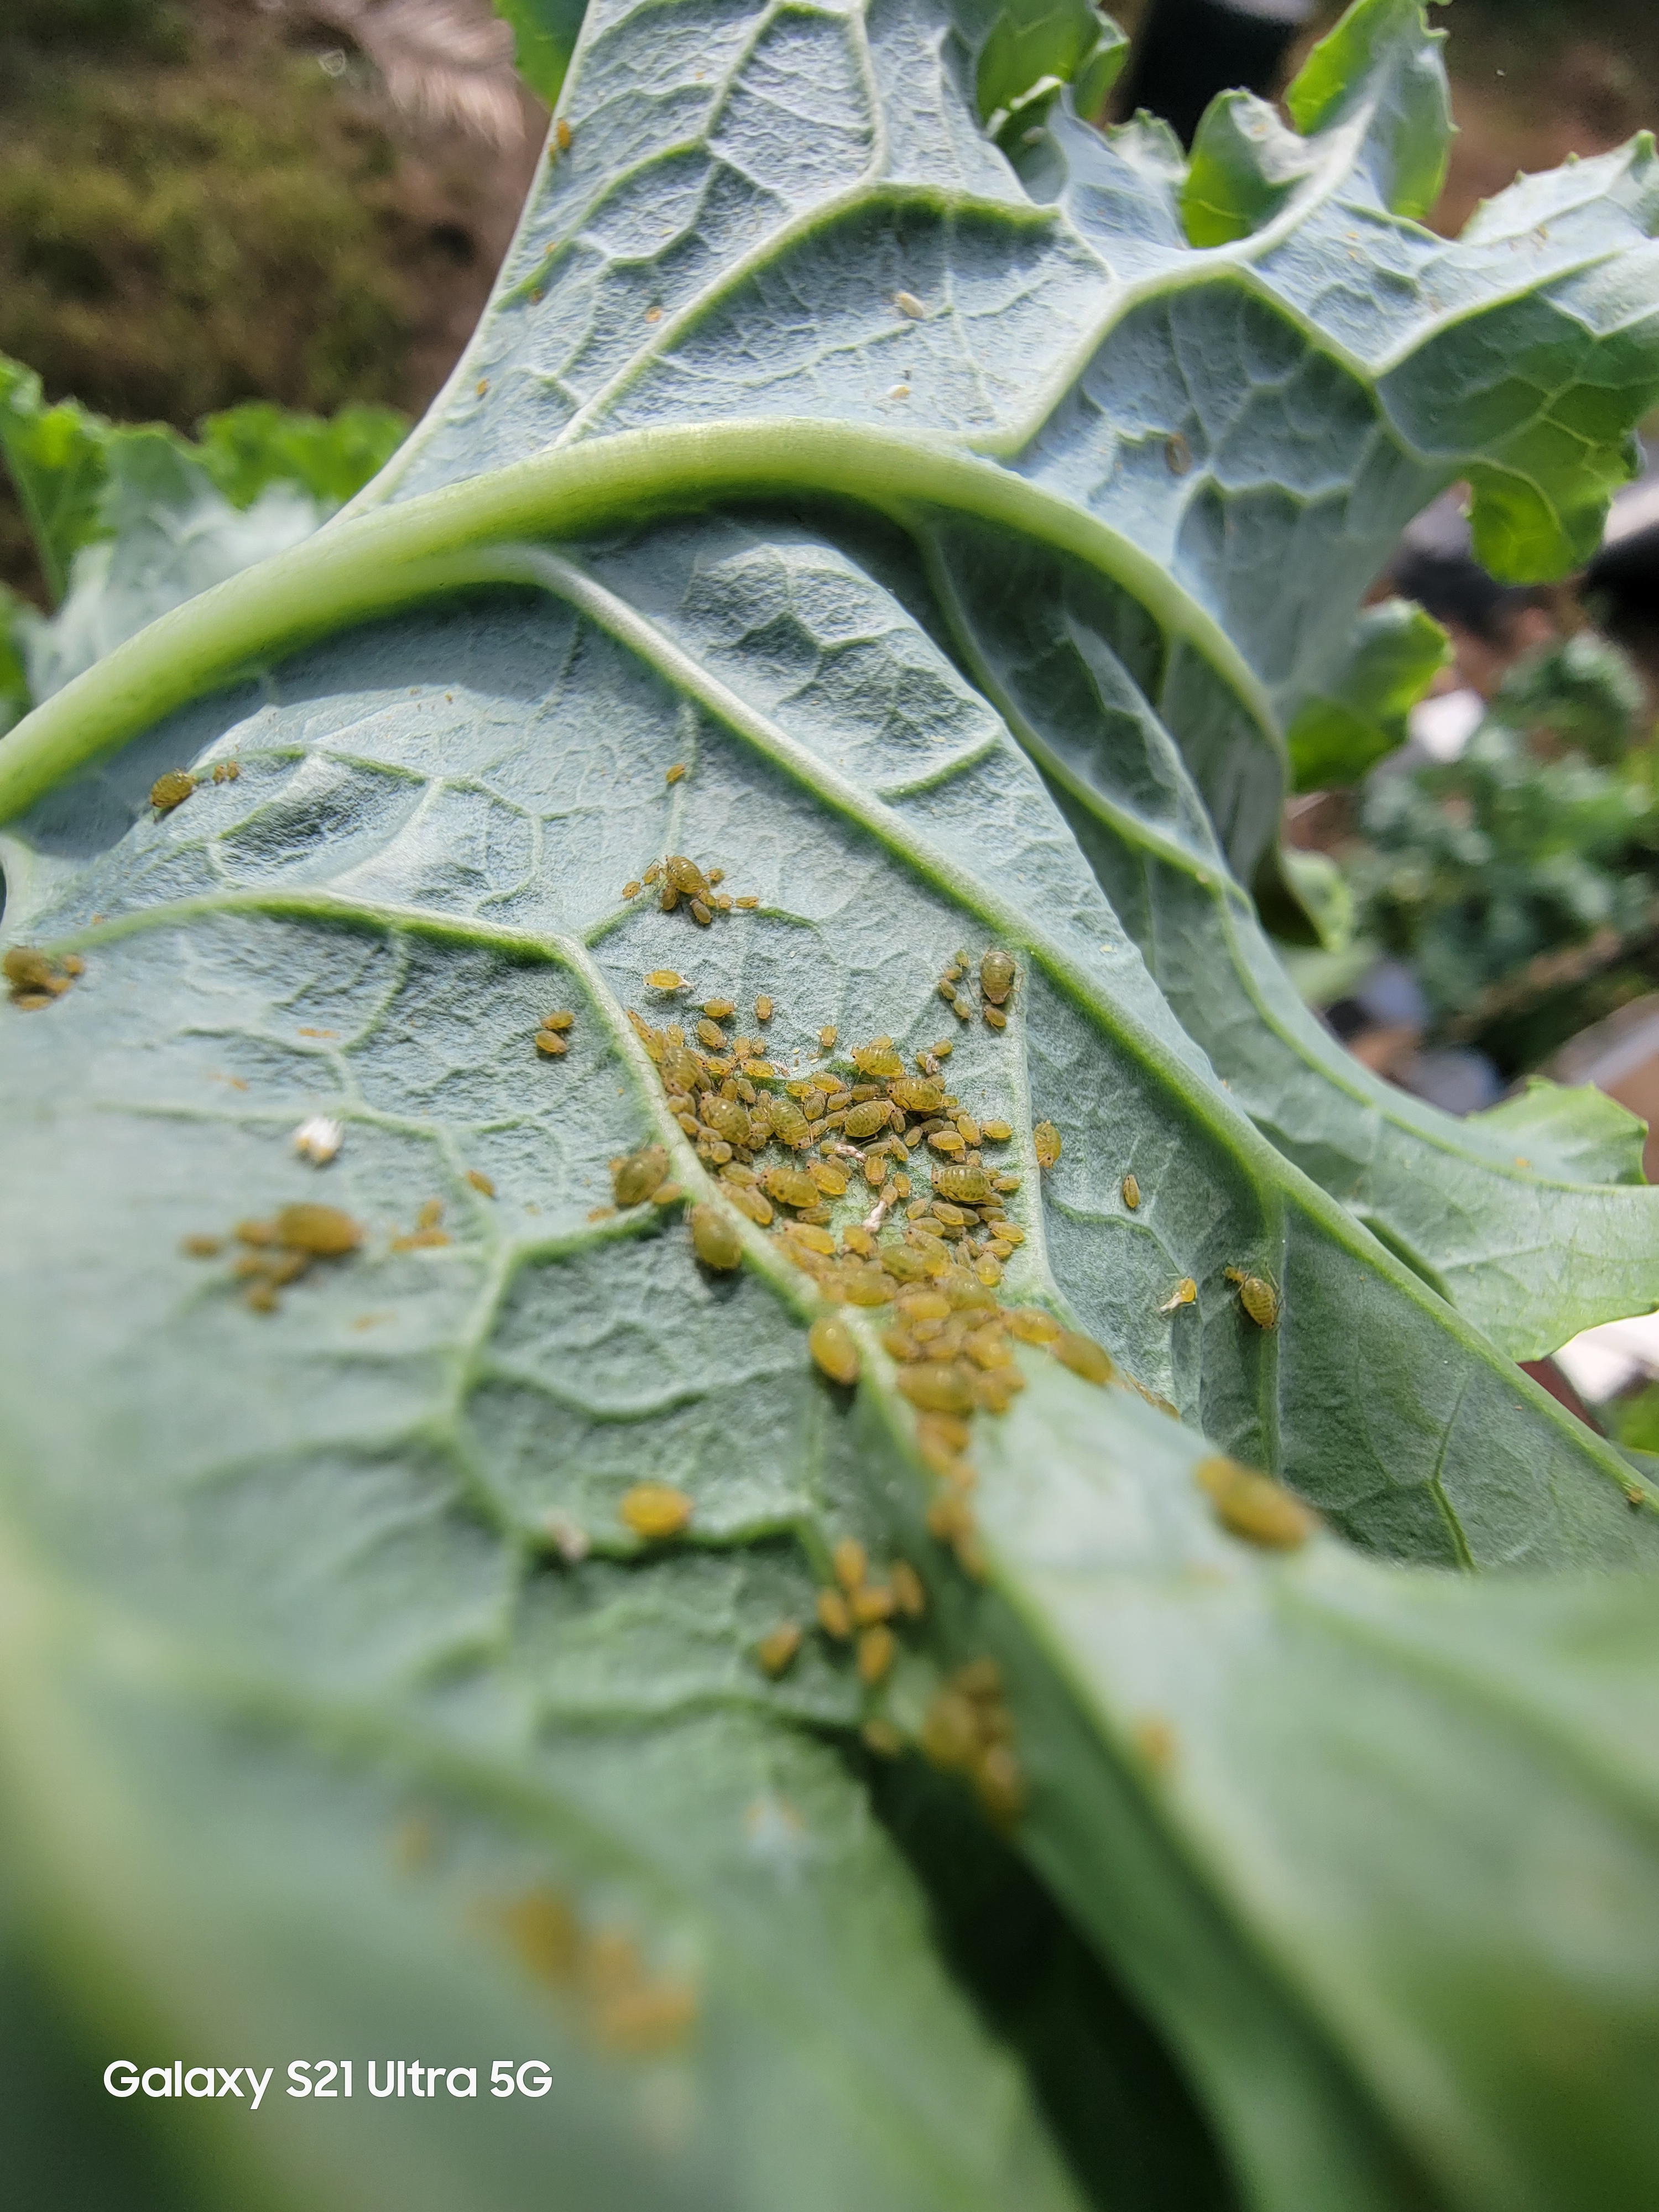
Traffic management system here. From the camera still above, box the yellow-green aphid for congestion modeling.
[643,862,663,885]
[703,998,736,1019]
[612,1144,669,1207]
[889,1077,944,1114]
[619,1482,693,1538]
[689,899,713,925]
[833,1538,868,1590]
[149,770,196,813]
[689,1202,743,1270]
[535,1029,568,1056]
[696,1018,728,1050]
[273,1204,363,1256]
[754,995,773,1022]
[980,1120,1012,1144]
[809,1314,860,1386]
[818,1025,837,1052]
[1225,1266,1280,1329]
[763,1164,820,1209]
[890,1559,926,1617]
[933,1163,991,1205]
[1194,1456,1317,1548]
[665,855,708,897]
[894,290,927,320]
[1032,1120,1061,1170]
[556,116,572,151]
[844,1099,893,1141]
[817,1588,852,1639]
[857,1625,895,1684]
[665,763,686,785]
[755,1623,802,1677]
[541,1010,575,1032]
[704,1095,750,1146]
[1052,1331,1113,1385]
[980,950,1016,1005]
[853,1040,905,1079]
[622,880,641,899]
[1122,1173,1140,1209]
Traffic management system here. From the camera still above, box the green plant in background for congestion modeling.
[1347,634,1659,1071]
[0,355,405,732]
[6,4,1659,2210]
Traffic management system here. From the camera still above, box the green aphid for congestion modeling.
[690,1202,743,1270]
[612,1145,670,1208]
[980,950,1016,1005]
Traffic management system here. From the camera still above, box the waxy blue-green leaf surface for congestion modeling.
[6,3,1659,2208]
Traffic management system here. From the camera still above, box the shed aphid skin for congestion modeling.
[291,1115,343,1166]
[1165,431,1193,476]
[1122,1173,1141,1209]
[612,1144,670,1208]
[1032,1121,1061,1170]
[618,1483,693,1540]
[688,1202,743,1271]
[148,769,196,813]
[1194,1456,1318,1549]
[755,1622,803,1677]
[894,289,927,319]
[1159,1277,1198,1313]
[1225,1266,1281,1329]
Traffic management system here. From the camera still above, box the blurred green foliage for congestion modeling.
[1345,635,1659,1071]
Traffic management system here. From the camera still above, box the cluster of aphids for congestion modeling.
[937,947,1016,1029]
[4,946,85,1010]
[181,1203,363,1312]
[619,853,760,928]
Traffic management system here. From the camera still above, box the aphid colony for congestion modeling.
[620,852,759,927]
[3,945,85,1010]
[183,1203,364,1312]
[935,946,1020,1031]
[495,1885,696,2055]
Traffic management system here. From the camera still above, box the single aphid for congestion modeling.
[707,868,724,886]
[983,1006,1008,1031]
[645,971,685,990]
[1165,431,1193,476]
[467,1168,497,1197]
[807,1159,849,1197]
[754,994,773,1022]
[932,1163,991,1206]
[689,899,713,926]
[755,1622,803,1677]
[951,997,972,1022]
[696,1018,728,1051]
[897,1361,975,1415]
[704,997,735,1019]
[890,1559,926,1618]
[980,950,1016,1005]
[541,1010,575,1032]
[665,855,708,897]
[642,862,663,886]
[894,290,927,319]
[660,882,679,912]
[690,1202,743,1270]
[843,1099,892,1141]
[665,763,686,785]
[1194,1455,1317,1548]
[704,1096,750,1146]
[619,1482,693,1540]
[612,1144,670,1207]
[734,895,759,909]
[817,1587,853,1639]
[149,770,196,814]
[556,116,572,150]
[1006,1306,1060,1345]
[787,1221,838,1256]
[927,1130,966,1156]
[273,1203,363,1255]
[180,1233,223,1259]
[863,1718,905,1756]
[936,978,957,1003]
[857,1625,896,1685]
[853,1042,905,1079]
[764,1159,819,1209]
[1159,1277,1198,1313]
[535,1030,568,1056]
[1225,1266,1280,1329]
[726,1183,774,1226]
[974,1743,1026,1824]
[1052,1330,1113,1385]
[622,879,641,899]
[291,1115,344,1165]
[980,1119,1012,1144]
[954,1113,980,1145]
[1032,1120,1061,1170]
[889,1076,944,1114]
[818,1025,837,1051]
[809,1314,860,1385]
[851,1582,894,1625]
[1122,1173,1140,1209]
[833,1537,868,1591]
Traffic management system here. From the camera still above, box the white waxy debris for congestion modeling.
[543,1511,591,1564]
[291,1115,344,1166]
